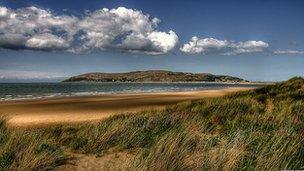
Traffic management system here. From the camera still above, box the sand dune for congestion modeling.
[0,88,252,127]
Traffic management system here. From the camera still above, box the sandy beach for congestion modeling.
[0,87,252,127]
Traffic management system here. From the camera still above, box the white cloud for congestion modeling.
[0,6,8,17]
[180,37,269,55]
[75,7,178,54]
[120,30,178,55]
[0,6,78,50]
[0,70,65,79]
[0,6,178,55]
[25,33,69,50]
[180,37,228,54]
[274,50,304,55]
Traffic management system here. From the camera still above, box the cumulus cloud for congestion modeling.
[180,37,269,55]
[274,50,304,55]
[120,30,178,55]
[25,33,70,50]
[0,6,78,50]
[0,6,178,55]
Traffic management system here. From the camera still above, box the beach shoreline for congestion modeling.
[0,87,253,127]
[0,82,265,102]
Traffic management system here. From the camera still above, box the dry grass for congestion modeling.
[1,77,304,170]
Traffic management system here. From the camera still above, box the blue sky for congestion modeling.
[0,0,303,82]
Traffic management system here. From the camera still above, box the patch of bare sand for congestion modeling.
[0,87,252,127]
[265,98,274,113]
[57,151,134,171]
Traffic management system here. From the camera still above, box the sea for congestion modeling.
[0,82,260,101]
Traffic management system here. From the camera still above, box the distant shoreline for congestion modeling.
[0,80,276,84]
[60,81,273,84]
[0,82,263,102]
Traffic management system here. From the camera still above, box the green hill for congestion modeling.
[1,77,304,170]
[63,70,248,83]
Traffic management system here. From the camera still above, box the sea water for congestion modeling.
[0,82,259,101]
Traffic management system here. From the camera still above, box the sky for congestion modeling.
[0,0,304,82]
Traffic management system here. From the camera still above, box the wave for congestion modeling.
[0,87,218,101]
[0,82,259,101]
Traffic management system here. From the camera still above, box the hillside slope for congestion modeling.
[63,70,247,83]
[1,77,304,170]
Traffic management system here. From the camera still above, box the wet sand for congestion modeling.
[0,87,252,127]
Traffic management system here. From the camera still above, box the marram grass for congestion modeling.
[1,77,304,170]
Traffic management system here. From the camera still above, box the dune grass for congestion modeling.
[1,77,304,170]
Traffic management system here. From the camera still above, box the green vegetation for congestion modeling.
[64,70,247,83]
[1,77,304,170]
